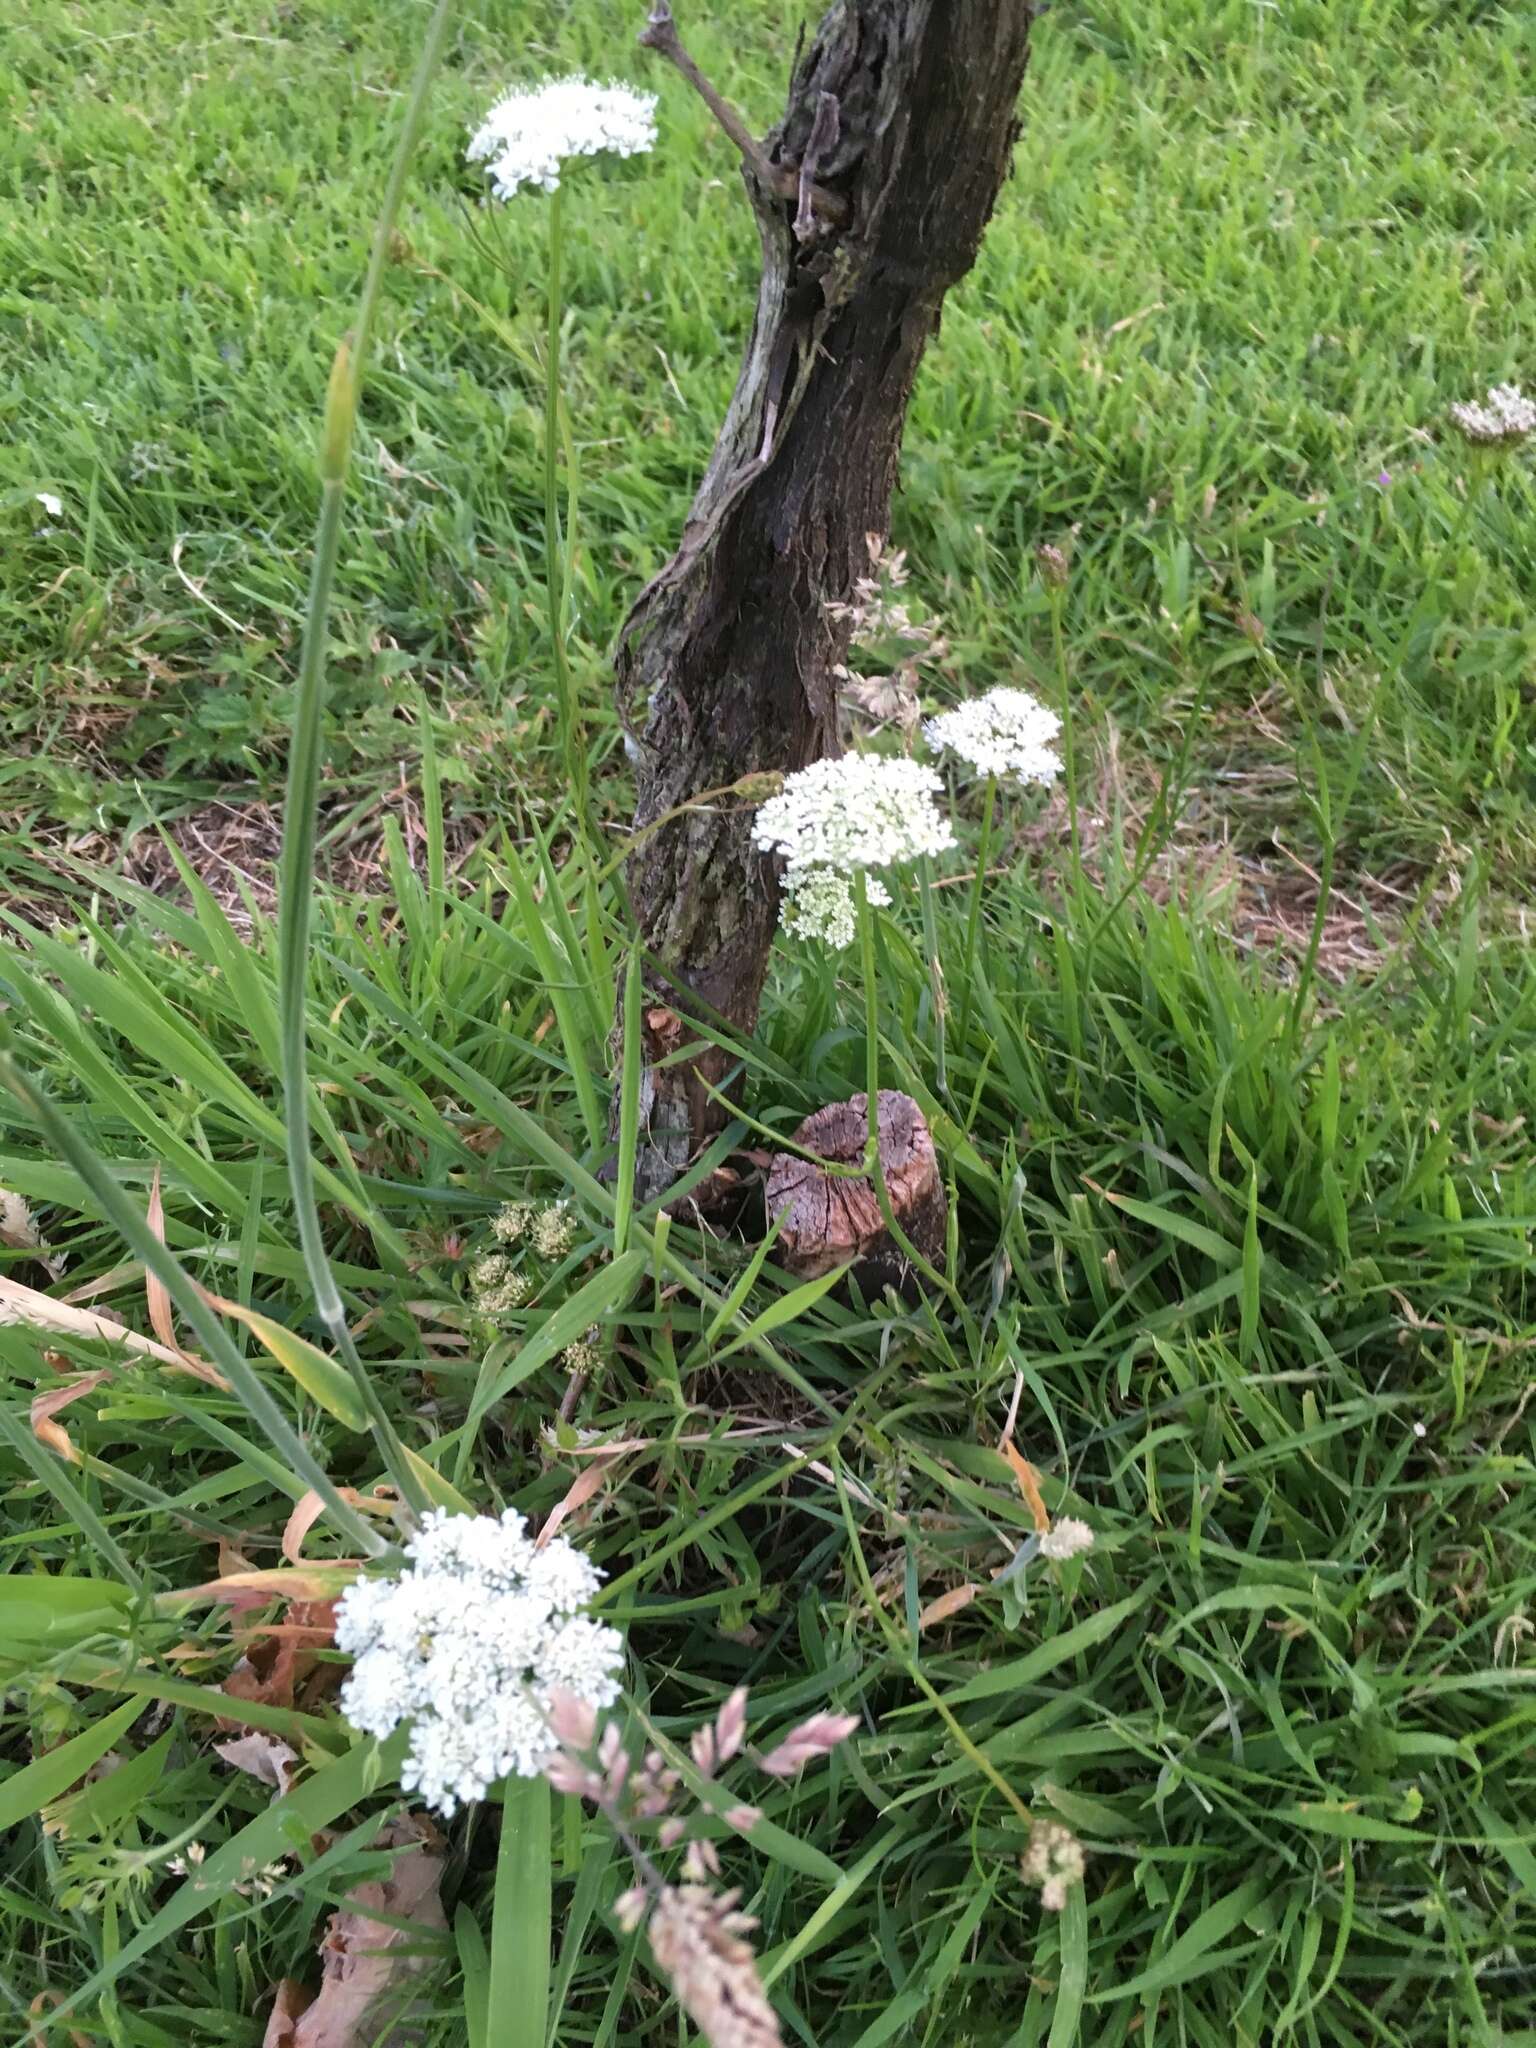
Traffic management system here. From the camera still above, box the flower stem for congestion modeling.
[276,0,456,1523]
[544,183,587,832]
[856,874,960,1306]
[1050,593,1082,884]
[917,856,948,1098]
[956,773,997,1049]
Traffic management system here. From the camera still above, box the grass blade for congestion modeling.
[491,1772,551,2045]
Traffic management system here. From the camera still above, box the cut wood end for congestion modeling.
[765,1090,945,1290]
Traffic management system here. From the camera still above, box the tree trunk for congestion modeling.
[618,1,1033,1202]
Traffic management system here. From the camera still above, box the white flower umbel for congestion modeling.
[924,686,1063,790]
[753,753,952,949]
[753,754,955,884]
[467,75,657,198]
[335,1508,623,1816]
[1449,382,1536,444]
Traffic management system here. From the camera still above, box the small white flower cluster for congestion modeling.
[470,1252,531,1314]
[925,686,1062,789]
[1022,1818,1087,1914]
[780,867,888,950]
[1449,382,1535,444]
[491,1196,578,1259]
[467,75,657,199]
[1039,1516,1094,1562]
[336,1509,623,1815]
[473,1199,583,1318]
[752,754,955,949]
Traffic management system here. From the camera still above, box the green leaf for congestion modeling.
[44,1732,406,2027]
[1092,1186,1239,1267]
[0,1696,142,1832]
[466,1250,647,1429]
[491,1772,551,2046]
[612,944,642,1261]
[455,1902,491,2048]
[712,1261,848,1361]
[1048,1878,1089,2047]
[1240,1164,1260,1362]
[549,1831,613,2037]
[1091,1876,1269,2002]
[203,1291,368,1431]
[45,1729,173,1839]
[0,1575,132,1648]
[1276,1804,1431,1843]
[400,1444,474,1513]
[934,1595,1147,1707]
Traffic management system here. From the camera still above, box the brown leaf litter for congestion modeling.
[15,783,486,934]
[262,1816,447,2048]
[1014,726,1448,983]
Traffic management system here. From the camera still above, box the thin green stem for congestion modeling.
[856,875,962,1309]
[917,856,948,1098]
[544,184,587,829]
[956,774,997,1048]
[831,1460,1033,1830]
[276,0,456,1521]
[1050,595,1081,883]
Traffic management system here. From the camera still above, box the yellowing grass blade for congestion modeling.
[201,1291,368,1430]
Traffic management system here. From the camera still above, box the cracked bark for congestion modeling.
[618,1,1033,1203]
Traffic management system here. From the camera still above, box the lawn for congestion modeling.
[2,0,1534,2042]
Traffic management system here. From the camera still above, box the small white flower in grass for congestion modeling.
[470,1252,530,1314]
[492,1199,535,1245]
[335,1508,623,1816]
[1022,1817,1086,1913]
[468,75,657,199]
[1038,1516,1094,1561]
[778,867,890,951]
[753,754,953,945]
[754,754,954,877]
[1449,383,1536,444]
[531,1201,578,1261]
[924,686,1062,789]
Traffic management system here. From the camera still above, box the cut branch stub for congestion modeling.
[765,1090,945,1293]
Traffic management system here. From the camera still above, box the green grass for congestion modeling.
[3,0,1536,2043]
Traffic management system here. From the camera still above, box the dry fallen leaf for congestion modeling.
[264,1816,447,2048]
[999,1437,1052,1535]
[144,1167,196,1364]
[261,1979,312,2048]
[282,1486,396,1565]
[0,1273,186,1366]
[220,1597,341,1724]
[537,1451,625,1549]
[214,1731,300,1799]
[30,1371,113,1463]
[917,1582,979,1632]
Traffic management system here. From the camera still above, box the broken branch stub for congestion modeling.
[765,1090,945,1293]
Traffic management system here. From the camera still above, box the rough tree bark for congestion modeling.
[618,1,1033,1202]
